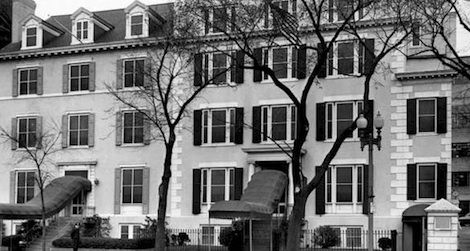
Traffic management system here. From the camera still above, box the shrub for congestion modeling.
[1,235,23,248]
[52,237,155,249]
[313,226,340,248]
[219,221,243,251]
[82,214,111,237]
[378,237,392,250]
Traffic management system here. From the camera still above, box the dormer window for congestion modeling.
[76,20,89,40]
[130,15,144,36]
[26,27,37,47]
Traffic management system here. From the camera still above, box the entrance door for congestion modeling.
[256,161,288,214]
[65,171,88,216]
[411,222,422,251]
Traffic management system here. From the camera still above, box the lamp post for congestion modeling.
[356,111,384,251]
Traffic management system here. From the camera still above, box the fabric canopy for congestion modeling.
[402,204,430,223]
[0,176,92,219]
[209,170,288,219]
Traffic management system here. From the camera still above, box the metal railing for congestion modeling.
[300,229,396,250]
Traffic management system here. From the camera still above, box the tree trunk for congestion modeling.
[154,136,175,251]
[286,192,307,251]
[40,188,46,251]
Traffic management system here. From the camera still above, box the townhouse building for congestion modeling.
[0,0,460,250]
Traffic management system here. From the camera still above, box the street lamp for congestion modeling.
[356,111,384,251]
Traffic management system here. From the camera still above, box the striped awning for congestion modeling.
[0,176,91,219]
[209,170,288,219]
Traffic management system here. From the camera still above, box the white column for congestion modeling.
[288,161,294,214]
[248,163,255,182]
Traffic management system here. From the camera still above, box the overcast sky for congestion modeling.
[35,0,171,19]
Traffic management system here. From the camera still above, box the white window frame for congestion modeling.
[69,63,90,92]
[266,0,297,28]
[25,26,38,47]
[16,170,36,204]
[120,224,142,239]
[202,108,235,145]
[325,100,363,140]
[123,59,145,88]
[327,40,363,77]
[68,114,89,147]
[17,117,37,149]
[261,104,296,142]
[207,7,235,34]
[417,163,437,200]
[417,98,437,134]
[18,68,38,96]
[201,168,234,205]
[76,20,89,41]
[126,10,149,39]
[202,52,236,85]
[200,225,231,246]
[328,226,364,248]
[262,46,298,81]
[121,168,144,204]
[130,14,144,36]
[329,0,362,23]
[122,111,144,145]
[326,165,363,214]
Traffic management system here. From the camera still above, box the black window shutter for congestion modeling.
[235,108,244,144]
[328,0,334,22]
[358,0,364,19]
[193,110,202,146]
[406,99,417,135]
[235,50,245,84]
[192,169,201,214]
[204,9,210,34]
[359,100,374,136]
[194,53,203,86]
[437,97,447,134]
[297,44,307,79]
[407,164,417,200]
[317,43,327,78]
[315,166,326,215]
[362,165,369,215]
[234,168,243,200]
[252,106,262,143]
[364,39,375,74]
[253,48,262,82]
[316,103,326,141]
[437,163,447,199]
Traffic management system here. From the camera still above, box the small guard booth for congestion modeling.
[209,170,288,251]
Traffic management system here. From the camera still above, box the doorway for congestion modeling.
[65,170,88,216]
[402,204,429,251]
[256,161,288,215]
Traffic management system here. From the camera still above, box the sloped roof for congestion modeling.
[0,3,173,54]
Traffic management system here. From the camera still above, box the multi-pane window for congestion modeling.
[337,0,354,21]
[69,115,88,146]
[261,104,296,142]
[202,226,215,245]
[18,68,38,95]
[202,53,235,84]
[267,0,297,28]
[76,20,89,40]
[26,27,37,47]
[327,40,367,76]
[130,15,144,36]
[201,168,234,204]
[326,165,363,204]
[417,99,436,133]
[202,108,235,144]
[325,101,363,139]
[418,164,436,199]
[327,226,362,248]
[452,143,470,158]
[263,47,298,80]
[69,64,90,91]
[122,168,143,204]
[453,172,470,187]
[460,201,470,216]
[16,171,35,204]
[212,8,227,33]
[123,111,144,144]
[412,22,421,46]
[120,225,141,239]
[124,59,145,87]
[18,117,37,148]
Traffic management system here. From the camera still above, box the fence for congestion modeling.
[164,228,397,251]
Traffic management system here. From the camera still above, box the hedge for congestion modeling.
[52,237,155,249]
[1,235,23,247]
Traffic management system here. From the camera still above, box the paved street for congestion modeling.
[459,226,470,251]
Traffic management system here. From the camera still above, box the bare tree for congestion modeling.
[106,15,227,249]
[178,0,417,249]
[0,0,11,48]
[0,119,62,251]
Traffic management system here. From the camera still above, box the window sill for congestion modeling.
[200,143,236,147]
[15,147,38,151]
[17,94,39,97]
[260,78,299,84]
[414,132,438,137]
[414,198,437,203]
[68,145,90,149]
[207,82,237,88]
[67,90,91,94]
[324,138,360,143]
[260,140,295,145]
[121,143,146,147]
[325,74,362,80]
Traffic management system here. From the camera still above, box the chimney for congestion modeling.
[11,0,36,43]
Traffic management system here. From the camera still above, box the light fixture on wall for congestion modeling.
[94,178,100,185]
